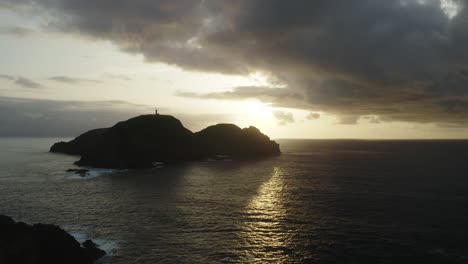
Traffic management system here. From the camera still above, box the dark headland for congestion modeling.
[0,215,105,264]
[50,114,280,168]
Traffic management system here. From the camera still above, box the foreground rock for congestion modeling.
[50,114,280,168]
[0,215,106,264]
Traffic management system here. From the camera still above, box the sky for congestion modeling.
[1,0,468,139]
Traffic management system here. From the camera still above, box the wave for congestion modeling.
[70,231,120,256]
[64,167,124,180]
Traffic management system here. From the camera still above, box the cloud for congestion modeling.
[14,77,42,89]
[103,73,132,81]
[0,96,233,137]
[273,111,294,126]
[0,96,151,136]
[177,86,306,108]
[338,115,360,125]
[1,74,43,89]
[48,76,101,84]
[0,26,33,36]
[306,112,320,120]
[3,1,468,125]
[0,74,15,81]
[362,115,382,124]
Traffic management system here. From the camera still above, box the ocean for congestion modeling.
[1,138,468,263]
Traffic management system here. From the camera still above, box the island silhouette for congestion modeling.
[50,114,280,168]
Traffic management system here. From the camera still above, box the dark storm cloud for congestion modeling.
[2,0,468,125]
[48,76,101,84]
[273,111,295,126]
[0,96,233,137]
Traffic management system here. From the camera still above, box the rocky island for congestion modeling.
[0,215,105,264]
[50,115,280,168]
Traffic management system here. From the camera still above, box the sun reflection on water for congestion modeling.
[240,167,291,263]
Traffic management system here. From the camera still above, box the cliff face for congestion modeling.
[50,115,280,168]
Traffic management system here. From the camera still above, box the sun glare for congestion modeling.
[244,100,273,120]
[440,0,461,19]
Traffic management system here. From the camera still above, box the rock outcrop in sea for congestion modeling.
[0,215,106,264]
[50,114,280,168]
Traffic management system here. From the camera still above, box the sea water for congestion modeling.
[1,138,468,263]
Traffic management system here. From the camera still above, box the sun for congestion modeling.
[244,100,273,120]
